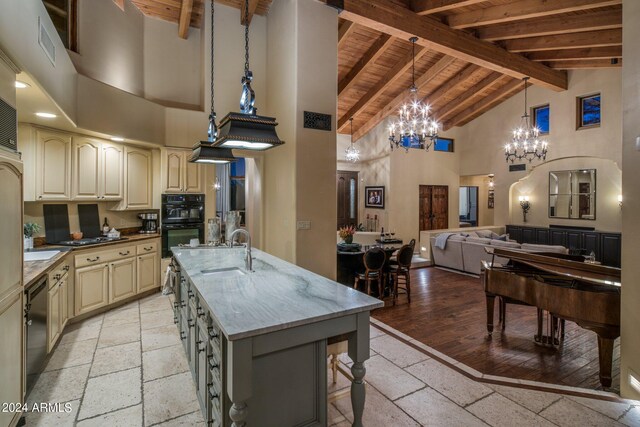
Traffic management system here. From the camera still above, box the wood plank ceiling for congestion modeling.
[129,0,272,38]
[333,0,623,138]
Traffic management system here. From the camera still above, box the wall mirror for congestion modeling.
[549,169,596,220]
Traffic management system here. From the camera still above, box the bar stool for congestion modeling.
[354,247,386,297]
[389,244,413,305]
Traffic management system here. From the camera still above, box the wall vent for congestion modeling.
[0,97,17,153]
[509,164,527,172]
[38,17,56,65]
[303,111,332,131]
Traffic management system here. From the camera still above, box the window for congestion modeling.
[434,137,454,152]
[532,104,550,134]
[216,158,246,226]
[41,0,77,52]
[577,94,601,129]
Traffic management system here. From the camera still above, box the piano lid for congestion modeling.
[486,247,621,288]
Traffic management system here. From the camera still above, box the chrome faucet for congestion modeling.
[229,228,252,272]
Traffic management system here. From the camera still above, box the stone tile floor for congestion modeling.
[26,292,640,426]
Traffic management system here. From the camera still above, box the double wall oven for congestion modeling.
[161,194,205,258]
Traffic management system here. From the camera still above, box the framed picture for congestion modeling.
[365,186,385,209]
[488,189,495,209]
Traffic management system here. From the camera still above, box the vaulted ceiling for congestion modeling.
[333,0,622,139]
[129,0,273,38]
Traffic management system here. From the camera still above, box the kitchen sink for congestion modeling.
[24,250,61,262]
[200,267,246,278]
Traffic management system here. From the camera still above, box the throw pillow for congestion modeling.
[476,230,493,238]
[493,233,508,241]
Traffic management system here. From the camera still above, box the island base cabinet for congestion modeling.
[0,291,24,427]
[75,265,109,315]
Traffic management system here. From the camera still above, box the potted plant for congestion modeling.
[338,226,356,245]
[24,223,41,251]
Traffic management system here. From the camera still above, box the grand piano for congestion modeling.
[481,247,621,388]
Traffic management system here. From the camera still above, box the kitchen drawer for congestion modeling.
[48,258,71,289]
[137,240,158,255]
[75,245,136,268]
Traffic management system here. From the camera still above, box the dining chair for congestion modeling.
[389,244,413,305]
[354,247,386,297]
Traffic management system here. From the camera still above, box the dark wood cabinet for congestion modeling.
[506,225,621,268]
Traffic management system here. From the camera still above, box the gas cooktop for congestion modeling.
[55,237,129,246]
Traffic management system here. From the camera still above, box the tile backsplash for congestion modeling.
[24,202,155,237]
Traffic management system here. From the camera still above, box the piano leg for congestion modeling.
[486,295,495,336]
[597,335,615,389]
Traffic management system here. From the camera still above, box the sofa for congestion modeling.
[419,226,506,261]
[430,231,568,275]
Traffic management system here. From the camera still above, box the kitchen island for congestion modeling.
[171,246,383,427]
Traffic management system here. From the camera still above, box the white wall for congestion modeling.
[621,0,640,401]
[458,68,622,230]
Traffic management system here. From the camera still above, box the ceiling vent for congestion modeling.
[38,17,56,65]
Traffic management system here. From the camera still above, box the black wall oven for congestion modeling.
[161,194,205,258]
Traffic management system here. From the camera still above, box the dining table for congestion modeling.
[336,242,403,297]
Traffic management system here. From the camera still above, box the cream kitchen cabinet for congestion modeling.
[47,279,62,351]
[75,263,109,315]
[109,257,136,303]
[119,147,153,210]
[36,129,72,200]
[72,137,123,201]
[162,148,202,194]
[137,252,159,293]
[0,290,23,427]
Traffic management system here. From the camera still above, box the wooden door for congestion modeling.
[72,137,101,200]
[137,253,158,293]
[75,264,109,315]
[36,130,71,200]
[0,291,23,427]
[125,148,153,209]
[165,150,184,192]
[419,185,448,231]
[337,170,358,229]
[184,161,202,193]
[101,142,124,200]
[48,283,61,352]
[0,156,23,301]
[110,257,136,303]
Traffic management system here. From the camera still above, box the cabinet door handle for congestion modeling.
[188,319,195,328]
[188,290,194,299]
[63,265,70,271]
[180,331,187,340]
[174,316,178,325]
[208,327,219,339]
[209,390,219,401]
[197,341,206,353]
[38,196,42,199]
[197,307,205,317]
[119,251,130,256]
[87,256,100,262]
[144,246,153,251]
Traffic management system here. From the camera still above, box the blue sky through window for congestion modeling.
[533,105,549,134]
[581,95,601,127]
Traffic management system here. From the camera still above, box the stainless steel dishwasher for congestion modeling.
[25,277,48,394]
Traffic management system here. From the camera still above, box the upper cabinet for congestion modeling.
[162,148,202,194]
[19,125,149,208]
[36,129,72,201]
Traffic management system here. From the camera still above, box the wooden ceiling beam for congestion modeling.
[240,0,259,25]
[528,46,623,62]
[178,0,194,39]
[352,55,457,140]
[435,72,505,122]
[421,64,483,105]
[477,8,622,41]
[504,29,622,52]
[547,59,622,69]
[411,0,485,15]
[443,78,522,130]
[337,45,428,131]
[447,0,621,30]
[338,34,395,96]
[326,0,567,91]
[338,20,357,50]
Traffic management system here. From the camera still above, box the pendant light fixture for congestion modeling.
[190,0,238,164]
[388,37,439,153]
[344,117,360,163]
[213,0,284,151]
[504,77,548,163]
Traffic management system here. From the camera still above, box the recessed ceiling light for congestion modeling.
[110,137,125,142]
[15,81,30,89]
[35,112,57,118]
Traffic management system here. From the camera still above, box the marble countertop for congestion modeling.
[172,246,384,341]
[24,233,161,288]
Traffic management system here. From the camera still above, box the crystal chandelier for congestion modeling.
[345,117,360,163]
[388,37,439,153]
[504,77,548,163]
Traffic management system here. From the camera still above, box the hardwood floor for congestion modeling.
[372,267,620,393]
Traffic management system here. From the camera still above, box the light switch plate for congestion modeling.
[297,220,311,230]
